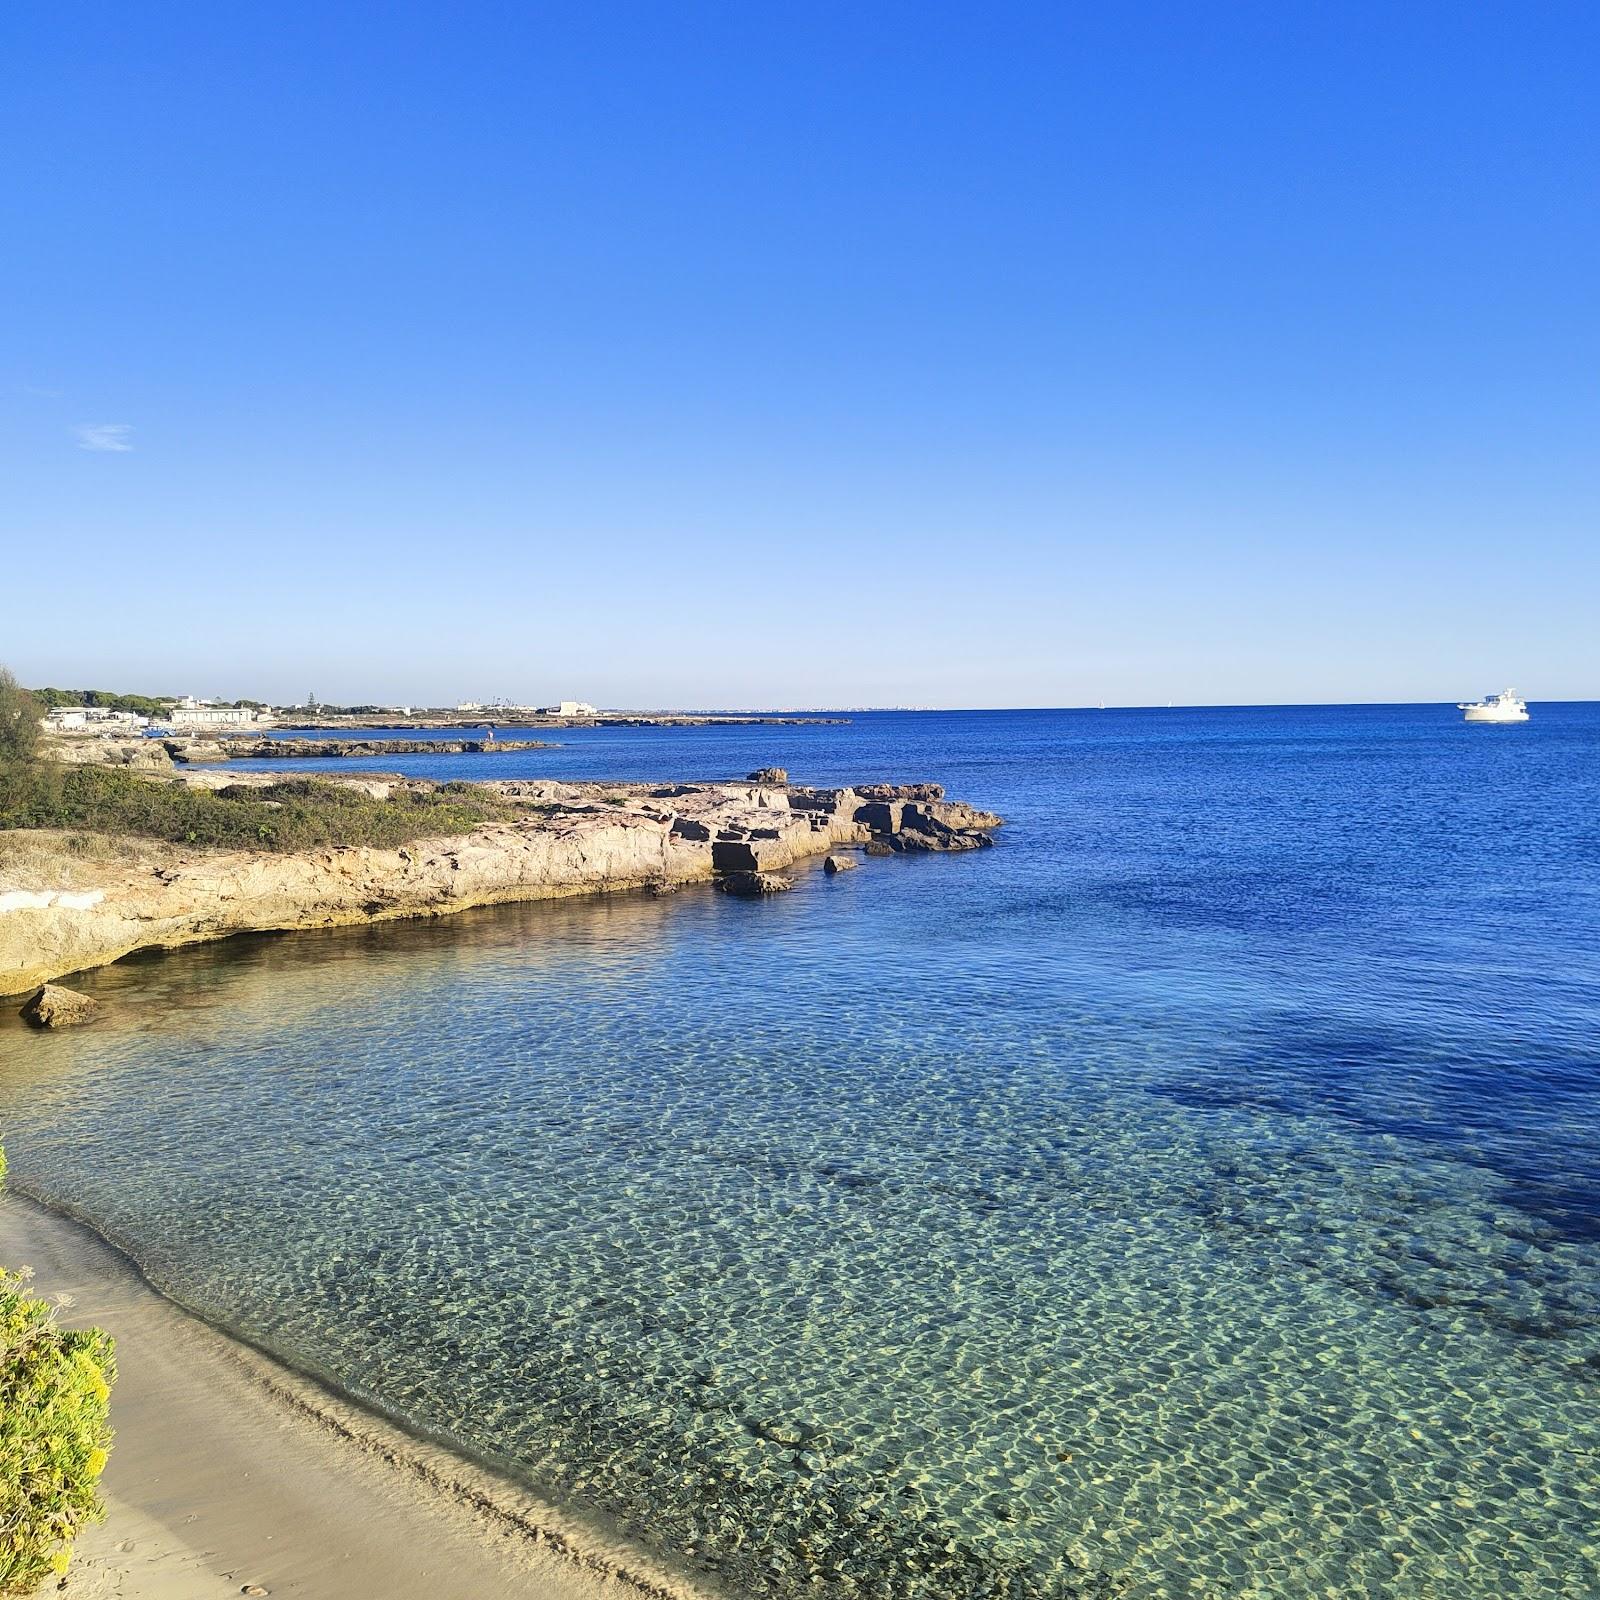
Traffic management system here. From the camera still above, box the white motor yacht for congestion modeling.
[1458,689,1529,723]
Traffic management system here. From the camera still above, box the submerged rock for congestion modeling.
[20,983,98,1028]
[717,871,793,897]
[823,854,859,874]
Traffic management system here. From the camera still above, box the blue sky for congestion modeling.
[3,2,1596,708]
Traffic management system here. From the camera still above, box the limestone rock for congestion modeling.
[855,800,906,834]
[716,871,793,897]
[165,738,231,763]
[854,782,944,802]
[712,836,801,873]
[883,829,993,853]
[208,736,555,760]
[43,736,172,771]
[746,767,788,784]
[0,773,1003,991]
[823,854,858,874]
[20,983,98,1027]
[907,799,1004,832]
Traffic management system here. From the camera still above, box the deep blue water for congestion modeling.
[2,705,1597,1598]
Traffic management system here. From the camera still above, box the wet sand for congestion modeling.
[0,1193,712,1600]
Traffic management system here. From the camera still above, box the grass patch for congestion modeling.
[0,830,154,890]
[0,765,515,854]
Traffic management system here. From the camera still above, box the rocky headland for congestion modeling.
[0,776,1001,995]
[41,733,558,767]
[285,713,851,730]
[191,735,558,760]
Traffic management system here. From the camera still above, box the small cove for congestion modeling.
[3,706,1597,1598]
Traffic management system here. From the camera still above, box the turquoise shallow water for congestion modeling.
[2,706,1598,1598]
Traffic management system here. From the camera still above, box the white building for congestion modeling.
[167,696,275,728]
[547,700,599,717]
[44,706,149,732]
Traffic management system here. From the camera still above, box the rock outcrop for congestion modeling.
[170,737,558,762]
[20,983,98,1027]
[823,854,858,874]
[41,736,174,770]
[0,778,1002,994]
[853,782,945,802]
[716,871,793,897]
[745,767,788,784]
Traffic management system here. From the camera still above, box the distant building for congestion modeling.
[44,706,148,732]
[167,696,274,728]
[546,700,599,717]
[456,701,483,712]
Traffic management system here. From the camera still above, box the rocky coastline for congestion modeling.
[284,713,851,730]
[41,733,559,767]
[188,734,558,760]
[1,777,1001,996]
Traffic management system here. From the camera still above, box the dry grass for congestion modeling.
[0,829,163,891]
[0,766,515,855]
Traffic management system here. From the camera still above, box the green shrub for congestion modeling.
[0,1147,116,1593]
[0,672,38,766]
[27,688,173,719]
[0,764,514,853]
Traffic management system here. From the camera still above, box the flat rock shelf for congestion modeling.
[0,777,1002,994]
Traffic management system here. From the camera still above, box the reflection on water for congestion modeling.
[3,706,1599,1599]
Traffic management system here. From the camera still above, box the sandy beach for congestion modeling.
[0,1192,711,1600]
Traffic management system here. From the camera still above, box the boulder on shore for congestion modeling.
[716,871,793,897]
[746,767,788,784]
[823,853,859,874]
[21,983,98,1028]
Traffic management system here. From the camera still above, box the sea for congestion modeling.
[2,705,1597,1599]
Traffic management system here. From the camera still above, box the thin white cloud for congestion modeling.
[74,423,134,452]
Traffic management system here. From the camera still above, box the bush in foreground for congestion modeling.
[0,671,38,766]
[0,1148,116,1593]
[0,765,514,854]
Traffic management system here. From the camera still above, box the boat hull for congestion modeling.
[1462,706,1528,723]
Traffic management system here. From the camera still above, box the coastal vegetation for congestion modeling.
[0,766,515,854]
[0,1147,116,1593]
[27,688,173,720]
[0,674,39,766]
[0,662,516,854]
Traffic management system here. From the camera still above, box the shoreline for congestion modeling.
[0,1186,721,1600]
[276,715,852,730]
[1,778,1001,995]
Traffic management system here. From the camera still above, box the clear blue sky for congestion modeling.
[3,2,1596,708]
